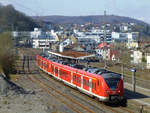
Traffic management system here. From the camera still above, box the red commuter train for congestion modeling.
[36,53,124,102]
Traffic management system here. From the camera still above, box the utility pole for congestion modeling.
[121,63,124,80]
[104,10,107,69]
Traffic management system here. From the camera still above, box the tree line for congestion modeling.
[0,32,16,79]
[0,4,39,32]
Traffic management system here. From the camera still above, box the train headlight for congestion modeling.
[106,90,109,94]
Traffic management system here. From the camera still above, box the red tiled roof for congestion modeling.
[48,50,94,59]
[97,42,113,49]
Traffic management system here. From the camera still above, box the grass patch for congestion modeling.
[9,74,20,81]
[3,100,8,105]
[51,111,62,113]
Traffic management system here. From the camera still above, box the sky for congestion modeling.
[0,0,150,24]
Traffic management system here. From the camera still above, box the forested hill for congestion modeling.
[32,15,148,25]
[0,4,39,32]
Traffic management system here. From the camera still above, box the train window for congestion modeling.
[77,77,81,84]
[87,80,89,87]
[83,79,90,87]
[60,70,68,79]
[92,82,96,90]
[105,78,120,90]
[79,78,81,84]
[43,63,48,69]
[66,73,68,78]
[55,68,58,74]
[97,81,99,86]
[52,66,54,73]
[73,75,77,82]
[92,82,94,89]
[83,79,86,85]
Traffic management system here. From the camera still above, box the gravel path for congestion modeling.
[0,73,52,113]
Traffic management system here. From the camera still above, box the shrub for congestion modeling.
[0,32,16,79]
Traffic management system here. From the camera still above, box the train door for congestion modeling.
[41,60,43,69]
[48,61,52,74]
[51,64,54,75]
[55,66,58,77]
[45,61,48,71]
[73,73,81,87]
[41,58,45,69]
[72,73,76,85]
[91,78,97,94]
[67,70,71,83]
[97,79,103,96]
[46,60,49,72]
[59,68,70,82]
[83,76,90,91]
[43,60,48,71]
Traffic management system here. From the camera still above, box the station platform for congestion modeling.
[124,82,150,107]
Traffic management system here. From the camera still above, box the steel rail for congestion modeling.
[27,75,82,113]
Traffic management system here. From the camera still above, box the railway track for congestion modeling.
[27,74,96,113]
[15,48,143,113]
[17,56,133,112]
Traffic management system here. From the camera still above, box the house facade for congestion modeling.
[96,42,118,61]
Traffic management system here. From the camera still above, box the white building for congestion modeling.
[131,50,143,64]
[31,28,59,49]
[30,28,42,38]
[131,51,150,69]
[112,32,138,42]
[12,31,18,38]
[77,35,101,44]
[147,55,150,69]
[59,38,73,52]
[32,38,57,49]
[74,29,112,45]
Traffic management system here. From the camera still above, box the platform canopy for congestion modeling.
[48,51,95,60]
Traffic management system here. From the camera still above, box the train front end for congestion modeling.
[102,72,124,102]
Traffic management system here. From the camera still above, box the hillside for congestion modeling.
[0,4,39,32]
[32,15,148,25]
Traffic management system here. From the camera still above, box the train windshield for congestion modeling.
[102,72,121,90]
[105,78,120,90]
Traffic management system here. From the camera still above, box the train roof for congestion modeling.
[101,72,121,79]
[38,54,121,79]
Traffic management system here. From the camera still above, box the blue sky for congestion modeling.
[1,0,150,24]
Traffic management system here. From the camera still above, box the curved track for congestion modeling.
[16,48,135,113]
[27,74,97,113]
